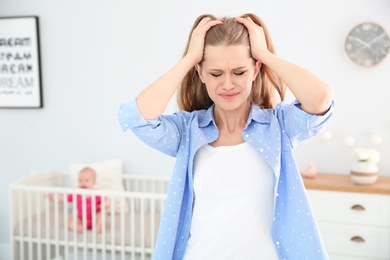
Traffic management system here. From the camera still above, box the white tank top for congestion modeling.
[183,142,278,260]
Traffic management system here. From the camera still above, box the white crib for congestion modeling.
[10,171,170,260]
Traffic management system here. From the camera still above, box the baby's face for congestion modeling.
[78,170,95,189]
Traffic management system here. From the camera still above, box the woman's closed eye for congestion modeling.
[210,71,246,77]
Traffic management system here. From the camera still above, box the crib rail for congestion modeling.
[10,172,171,260]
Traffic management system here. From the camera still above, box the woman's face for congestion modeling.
[196,44,260,113]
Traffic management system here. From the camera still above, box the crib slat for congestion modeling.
[82,194,87,260]
[153,180,157,193]
[150,198,156,252]
[37,192,42,260]
[130,197,135,260]
[27,191,33,260]
[9,188,13,260]
[63,191,69,260]
[17,191,24,260]
[54,192,60,258]
[92,195,97,260]
[72,194,78,260]
[140,197,145,260]
[45,194,50,260]
[121,197,125,260]
[101,197,107,260]
[110,197,115,260]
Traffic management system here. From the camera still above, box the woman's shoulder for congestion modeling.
[250,100,309,123]
[169,107,210,124]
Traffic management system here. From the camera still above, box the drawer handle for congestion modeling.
[351,204,365,211]
[351,236,365,243]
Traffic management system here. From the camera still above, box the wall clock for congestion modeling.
[344,22,390,67]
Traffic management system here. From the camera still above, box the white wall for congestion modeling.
[1,0,389,253]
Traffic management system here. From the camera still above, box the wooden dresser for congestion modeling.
[303,173,390,260]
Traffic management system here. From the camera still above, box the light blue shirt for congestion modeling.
[118,99,334,260]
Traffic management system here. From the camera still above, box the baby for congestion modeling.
[48,167,108,233]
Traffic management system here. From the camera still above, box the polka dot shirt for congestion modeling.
[118,99,334,260]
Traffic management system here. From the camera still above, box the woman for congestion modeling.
[118,13,333,260]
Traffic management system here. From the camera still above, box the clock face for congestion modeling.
[345,22,390,67]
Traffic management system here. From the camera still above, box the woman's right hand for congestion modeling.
[186,17,223,64]
[235,16,269,64]
[134,16,222,120]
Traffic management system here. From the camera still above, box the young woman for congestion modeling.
[118,13,333,260]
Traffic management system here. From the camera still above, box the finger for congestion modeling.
[244,16,256,25]
[194,18,221,36]
[235,17,253,30]
[198,17,221,28]
[234,17,247,24]
[198,16,212,26]
[236,17,257,28]
[201,19,223,30]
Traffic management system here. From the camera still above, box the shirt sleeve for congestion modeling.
[277,99,334,149]
[117,99,186,157]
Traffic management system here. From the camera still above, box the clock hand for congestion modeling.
[352,37,371,48]
[367,32,386,45]
[354,33,388,52]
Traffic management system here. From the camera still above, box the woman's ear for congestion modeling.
[253,60,261,81]
[195,64,205,83]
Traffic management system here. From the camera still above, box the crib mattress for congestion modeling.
[13,209,161,248]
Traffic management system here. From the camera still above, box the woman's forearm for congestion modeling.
[136,55,197,120]
[261,52,333,115]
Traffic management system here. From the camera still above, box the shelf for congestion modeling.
[302,173,390,195]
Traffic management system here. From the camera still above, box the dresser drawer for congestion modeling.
[307,190,390,227]
[329,254,387,260]
[318,222,390,259]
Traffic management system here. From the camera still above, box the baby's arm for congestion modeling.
[98,196,110,209]
[46,193,66,202]
[104,197,110,209]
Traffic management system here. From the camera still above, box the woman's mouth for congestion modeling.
[220,92,239,100]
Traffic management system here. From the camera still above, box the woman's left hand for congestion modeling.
[235,16,269,63]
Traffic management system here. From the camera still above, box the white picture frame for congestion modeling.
[0,16,43,108]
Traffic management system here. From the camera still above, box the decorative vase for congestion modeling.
[350,161,379,185]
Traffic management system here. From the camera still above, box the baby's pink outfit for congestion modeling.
[67,194,102,229]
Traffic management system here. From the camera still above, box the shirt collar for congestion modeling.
[246,104,272,126]
[198,104,215,128]
[198,103,271,128]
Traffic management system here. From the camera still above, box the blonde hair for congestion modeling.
[177,13,285,112]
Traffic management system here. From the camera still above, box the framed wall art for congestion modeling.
[0,16,43,108]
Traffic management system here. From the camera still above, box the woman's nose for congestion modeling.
[221,75,234,90]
